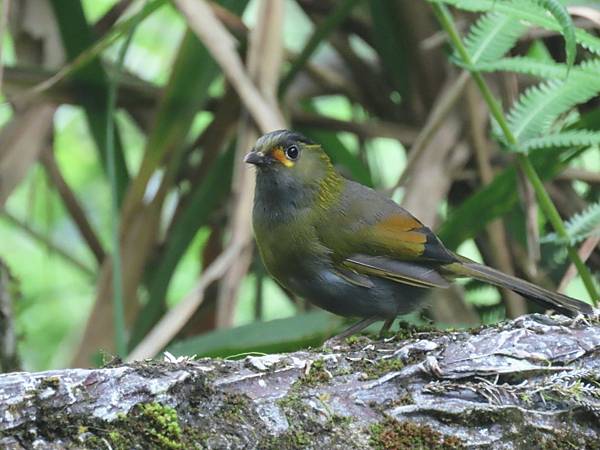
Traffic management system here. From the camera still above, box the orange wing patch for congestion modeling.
[272,147,295,168]
[375,214,426,244]
[368,213,427,258]
[376,214,423,233]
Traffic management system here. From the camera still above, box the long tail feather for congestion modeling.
[445,261,594,316]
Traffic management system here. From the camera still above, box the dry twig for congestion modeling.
[216,0,285,328]
[466,83,526,318]
[41,150,105,264]
[558,232,600,294]
[127,241,245,361]
[174,0,285,132]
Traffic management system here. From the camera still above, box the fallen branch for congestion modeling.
[1,314,599,449]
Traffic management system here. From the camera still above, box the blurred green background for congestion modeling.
[0,0,598,371]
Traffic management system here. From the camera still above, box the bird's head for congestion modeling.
[244,129,341,212]
[244,129,331,174]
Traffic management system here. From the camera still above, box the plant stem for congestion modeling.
[431,3,599,303]
[20,0,166,104]
[517,154,598,301]
[106,7,144,357]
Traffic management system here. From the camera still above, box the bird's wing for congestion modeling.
[336,211,454,288]
[341,255,451,288]
[319,181,457,288]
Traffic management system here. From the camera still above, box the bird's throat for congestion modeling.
[253,166,342,226]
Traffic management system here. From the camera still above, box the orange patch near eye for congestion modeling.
[272,147,295,167]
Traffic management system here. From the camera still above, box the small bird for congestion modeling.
[244,130,594,339]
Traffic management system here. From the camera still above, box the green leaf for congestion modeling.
[526,39,555,63]
[475,57,568,79]
[143,31,221,167]
[106,3,144,358]
[369,0,413,99]
[130,147,235,348]
[166,311,344,358]
[531,0,576,69]
[463,12,527,63]
[50,0,130,205]
[521,130,600,151]
[128,0,248,206]
[506,59,600,142]
[431,0,600,55]
[439,146,580,250]
[280,0,361,95]
[542,201,600,244]
[577,105,600,130]
[128,1,249,349]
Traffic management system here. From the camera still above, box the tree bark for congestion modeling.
[1,314,599,449]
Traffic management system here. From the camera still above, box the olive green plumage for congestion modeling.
[245,130,593,338]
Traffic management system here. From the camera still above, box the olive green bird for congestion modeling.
[244,130,593,339]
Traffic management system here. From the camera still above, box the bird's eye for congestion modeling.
[285,145,299,160]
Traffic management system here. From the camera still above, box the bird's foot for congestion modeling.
[322,316,380,350]
[322,336,344,351]
[378,318,395,340]
[569,313,592,327]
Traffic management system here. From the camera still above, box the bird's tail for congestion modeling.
[444,261,594,317]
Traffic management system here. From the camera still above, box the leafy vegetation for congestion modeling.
[0,0,598,371]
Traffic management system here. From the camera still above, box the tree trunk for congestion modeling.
[1,314,599,449]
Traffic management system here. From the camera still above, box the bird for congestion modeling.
[244,129,594,340]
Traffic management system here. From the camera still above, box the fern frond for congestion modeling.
[542,201,600,244]
[506,59,600,142]
[475,57,568,79]
[464,12,527,63]
[521,130,600,151]
[531,0,576,68]
[433,0,600,55]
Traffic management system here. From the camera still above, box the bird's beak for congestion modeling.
[244,151,266,166]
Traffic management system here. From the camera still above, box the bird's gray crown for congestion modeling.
[253,129,314,153]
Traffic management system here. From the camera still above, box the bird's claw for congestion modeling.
[322,336,344,351]
[570,313,591,327]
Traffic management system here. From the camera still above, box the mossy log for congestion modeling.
[0,314,599,449]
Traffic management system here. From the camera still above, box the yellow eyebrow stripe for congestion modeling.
[272,147,294,167]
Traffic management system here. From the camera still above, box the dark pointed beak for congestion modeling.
[244,151,266,166]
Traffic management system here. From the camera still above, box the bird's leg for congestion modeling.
[323,316,380,347]
[378,318,395,339]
